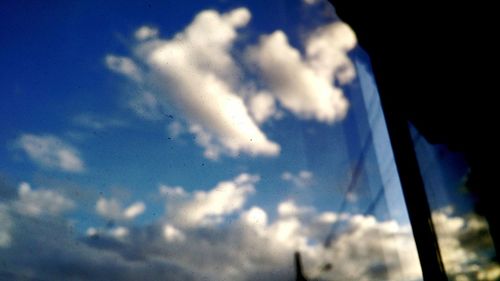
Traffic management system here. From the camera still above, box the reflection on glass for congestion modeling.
[1,1,422,280]
[411,126,500,280]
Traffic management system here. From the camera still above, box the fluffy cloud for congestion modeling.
[306,21,357,84]
[15,134,85,172]
[246,21,356,124]
[96,197,146,221]
[164,173,258,227]
[13,182,75,217]
[281,170,314,188]
[107,8,280,159]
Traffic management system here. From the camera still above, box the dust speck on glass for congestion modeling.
[0,0,425,280]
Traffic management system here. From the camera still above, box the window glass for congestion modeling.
[1,1,423,280]
[411,125,500,280]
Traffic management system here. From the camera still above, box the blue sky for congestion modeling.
[2,1,491,280]
[1,0,368,226]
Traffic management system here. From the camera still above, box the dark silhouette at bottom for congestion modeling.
[295,252,308,281]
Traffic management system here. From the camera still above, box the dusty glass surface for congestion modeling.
[1,1,423,280]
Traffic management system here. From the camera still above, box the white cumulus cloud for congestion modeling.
[106,8,280,159]
[247,21,356,124]
[15,134,85,173]
[306,21,357,84]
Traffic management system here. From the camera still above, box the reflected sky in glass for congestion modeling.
[411,126,500,280]
[1,1,424,280]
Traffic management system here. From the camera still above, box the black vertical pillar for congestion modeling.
[295,252,308,281]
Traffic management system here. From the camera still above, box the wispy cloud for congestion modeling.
[0,204,12,248]
[281,170,314,188]
[73,113,127,131]
[303,0,321,5]
[127,91,164,121]
[105,55,143,82]
[96,197,146,222]
[15,134,85,173]
[163,173,258,227]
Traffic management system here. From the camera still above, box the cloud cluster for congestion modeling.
[107,8,279,159]
[82,175,425,281]
[15,133,85,173]
[106,7,356,159]
[0,177,423,281]
[3,173,500,280]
